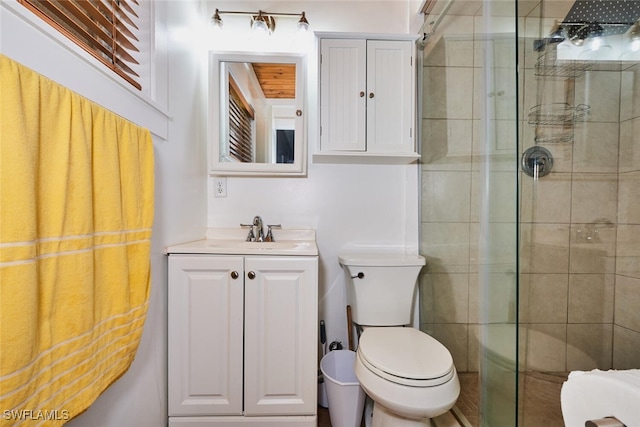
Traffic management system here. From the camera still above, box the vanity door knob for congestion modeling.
[369,92,375,99]
[247,271,256,280]
[230,271,239,280]
[359,91,365,97]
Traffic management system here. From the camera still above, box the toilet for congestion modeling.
[339,253,460,427]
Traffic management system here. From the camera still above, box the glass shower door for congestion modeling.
[418,0,520,425]
[474,29,519,427]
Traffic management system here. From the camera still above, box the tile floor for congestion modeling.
[455,372,566,427]
[320,371,565,426]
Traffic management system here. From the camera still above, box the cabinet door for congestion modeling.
[366,40,414,153]
[320,39,367,151]
[168,255,244,416]
[243,257,318,415]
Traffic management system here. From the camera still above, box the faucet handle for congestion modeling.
[264,224,282,242]
[240,223,256,242]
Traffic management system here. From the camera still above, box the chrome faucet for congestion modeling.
[240,215,264,242]
[253,215,265,242]
[241,216,281,242]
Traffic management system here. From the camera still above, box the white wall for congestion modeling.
[206,1,422,348]
[0,0,422,425]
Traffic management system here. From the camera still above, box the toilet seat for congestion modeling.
[358,327,455,387]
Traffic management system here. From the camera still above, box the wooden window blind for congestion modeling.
[18,0,142,90]
[228,76,254,163]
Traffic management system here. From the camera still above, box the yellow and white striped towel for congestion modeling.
[0,54,154,426]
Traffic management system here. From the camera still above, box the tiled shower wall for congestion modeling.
[420,16,640,373]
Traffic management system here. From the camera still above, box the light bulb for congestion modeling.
[211,9,223,30]
[297,12,310,33]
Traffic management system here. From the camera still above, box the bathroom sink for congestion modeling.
[166,228,318,256]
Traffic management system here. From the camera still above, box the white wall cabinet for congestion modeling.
[318,35,418,162]
[168,254,318,426]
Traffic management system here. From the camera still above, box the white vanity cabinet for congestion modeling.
[318,34,418,161]
[168,253,318,426]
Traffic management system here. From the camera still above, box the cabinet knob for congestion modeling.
[230,271,239,279]
[359,91,365,97]
[369,92,375,99]
[247,271,256,280]
[296,109,302,117]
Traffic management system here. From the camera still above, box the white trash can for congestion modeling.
[320,350,366,427]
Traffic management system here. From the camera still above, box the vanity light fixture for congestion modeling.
[210,9,310,35]
[297,12,309,33]
[211,9,223,30]
[251,11,273,34]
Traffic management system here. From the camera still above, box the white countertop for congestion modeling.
[166,228,318,256]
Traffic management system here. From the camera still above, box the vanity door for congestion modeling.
[168,255,244,416]
[243,256,318,416]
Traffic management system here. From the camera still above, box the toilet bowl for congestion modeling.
[561,369,640,427]
[339,253,460,427]
[355,327,459,426]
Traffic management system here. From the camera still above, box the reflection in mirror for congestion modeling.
[210,52,306,176]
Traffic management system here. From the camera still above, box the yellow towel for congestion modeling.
[0,54,154,426]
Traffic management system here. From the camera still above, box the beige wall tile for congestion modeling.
[618,171,640,224]
[570,173,618,224]
[421,171,471,222]
[421,119,473,171]
[572,122,619,173]
[467,324,480,372]
[616,225,640,278]
[419,273,434,325]
[422,273,470,324]
[613,325,640,369]
[575,71,621,123]
[520,172,571,223]
[424,37,475,68]
[520,223,570,273]
[519,274,568,323]
[421,222,470,273]
[614,275,640,332]
[471,121,519,167]
[569,223,616,274]
[619,65,640,122]
[568,274,614,323]
[471,171,518,223]
[423,66,474,120]
[431,323,469,372]
[566,324,613,370]
[619,117,640,173]
[522,324,567,372]
[469,271,517,324]
[470,222,518,273]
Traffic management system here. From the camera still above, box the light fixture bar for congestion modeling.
[215,10,304,18]
[211,9,310,34]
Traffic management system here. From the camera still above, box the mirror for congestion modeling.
[209,52,306,176]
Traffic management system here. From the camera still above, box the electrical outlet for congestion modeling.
[214,177,227,198]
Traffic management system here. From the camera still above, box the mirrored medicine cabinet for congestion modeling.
[209,51,307,176]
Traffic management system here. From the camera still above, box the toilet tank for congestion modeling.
[339,253,426,326]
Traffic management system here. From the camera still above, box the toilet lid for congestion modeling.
[358,327,455,387]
